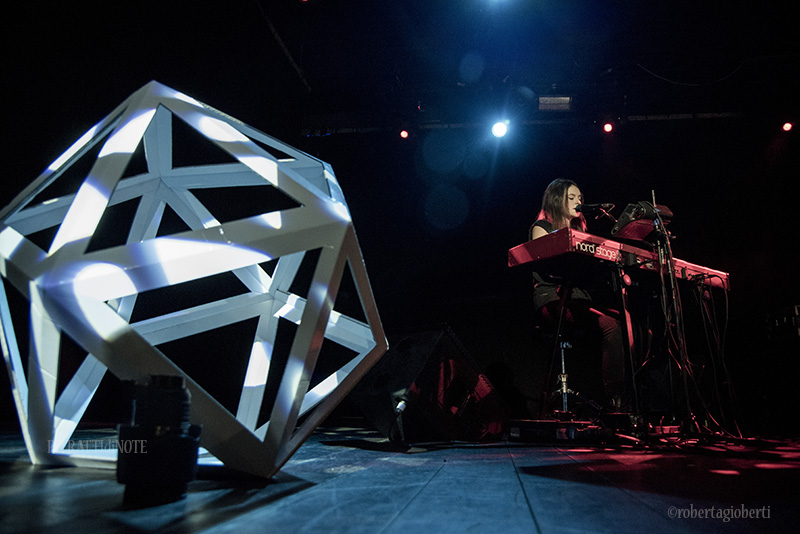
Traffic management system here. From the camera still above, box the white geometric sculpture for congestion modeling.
[0,81,387,478]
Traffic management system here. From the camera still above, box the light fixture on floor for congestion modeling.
[116,375,201,505]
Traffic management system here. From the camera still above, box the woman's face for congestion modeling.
[565,185,583,219]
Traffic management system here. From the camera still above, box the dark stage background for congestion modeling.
[2,2,798,436]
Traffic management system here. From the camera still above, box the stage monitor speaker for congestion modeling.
[349,326,507,444]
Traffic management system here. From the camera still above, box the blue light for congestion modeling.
[491,121,509,138]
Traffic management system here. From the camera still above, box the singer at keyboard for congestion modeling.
[529,179,627,412]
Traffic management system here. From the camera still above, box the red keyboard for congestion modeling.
[508,228,730,291]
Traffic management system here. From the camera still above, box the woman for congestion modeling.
[529,179,627,412]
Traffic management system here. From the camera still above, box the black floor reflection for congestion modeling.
[1,426,798,534]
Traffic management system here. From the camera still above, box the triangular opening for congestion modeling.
[52,332,129,428]
[332,259,368,324]
[85,197,141,253]
[55,333,90,400]
[250,137,297,161]
[287,248,321,301]
[172,115,240,168]
[119,137,150,179]
[9,123,146,254]
[156,318,258,415]
[155,204,194,237]
[29,134,108,207]
[80,372,128,428]
[129,271,251,324]
[10,136,109,253]
[24,226,60,253]
[1,278,31,384]
[255,317,296,428]
[259,259,279,278]
[309,338,360,393]
[189,184,302,224]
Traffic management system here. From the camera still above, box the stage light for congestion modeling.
[399,129,410,139]
[782,122,793,132]
[491,121,508,138]
[603,122,614,133]
[117,375,201,504]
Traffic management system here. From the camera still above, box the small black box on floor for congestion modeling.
[508,419,599,442]
[598,413,645,435]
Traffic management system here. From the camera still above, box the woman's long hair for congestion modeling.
[534,178,587,232]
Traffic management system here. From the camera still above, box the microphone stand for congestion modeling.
[651,208,699,434]
[583,207,617,224]
[595,207,617,224]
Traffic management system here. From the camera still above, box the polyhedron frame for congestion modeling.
[0,80,387,477]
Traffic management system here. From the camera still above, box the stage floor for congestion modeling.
[1,423,798,533]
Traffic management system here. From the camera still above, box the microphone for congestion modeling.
[576,203,614,213]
